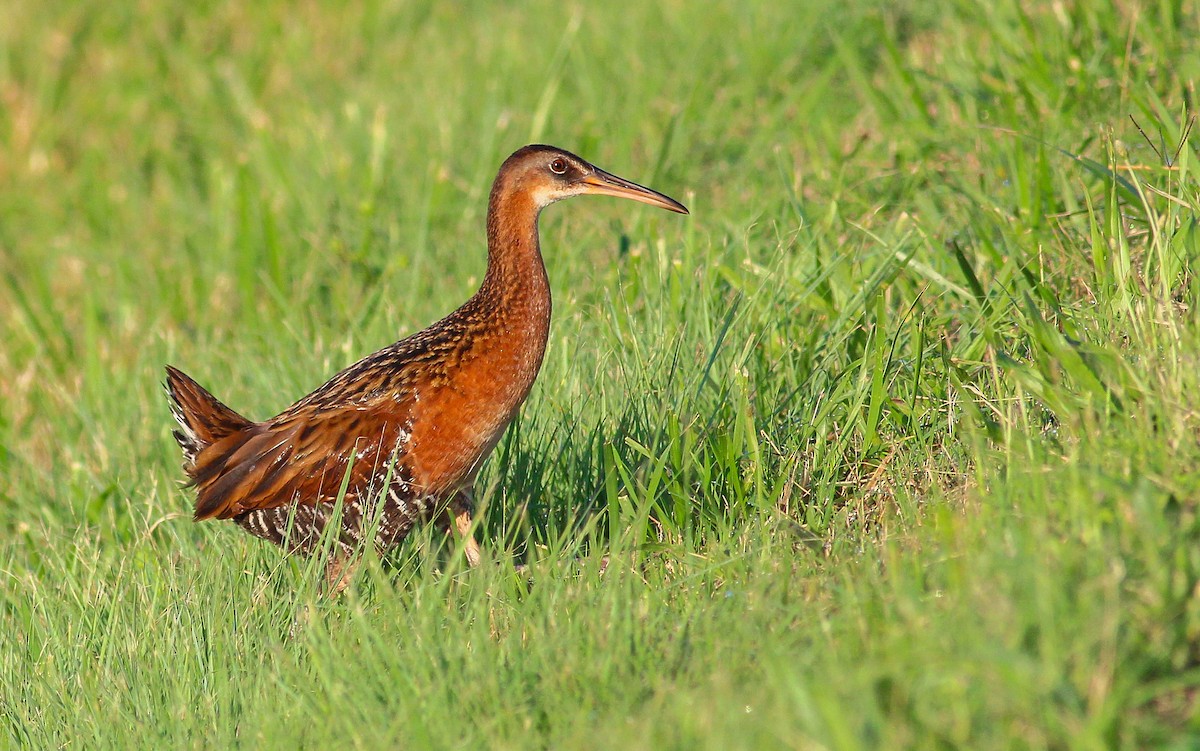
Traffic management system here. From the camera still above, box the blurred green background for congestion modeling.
[3,1,1200,748]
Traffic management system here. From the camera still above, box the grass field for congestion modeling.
[3,0,1200,748]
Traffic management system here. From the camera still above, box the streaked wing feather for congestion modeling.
[192,399,413,521]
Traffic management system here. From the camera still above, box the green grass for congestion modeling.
[3,0,1200,747]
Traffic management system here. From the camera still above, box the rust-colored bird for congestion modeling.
[165,144,688,592]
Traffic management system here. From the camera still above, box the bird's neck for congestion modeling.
[437,184,551,421]
[479,188,551,326]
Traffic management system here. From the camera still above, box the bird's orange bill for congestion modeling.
[581,169,689,214]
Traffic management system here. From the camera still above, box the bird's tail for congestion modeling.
[164,365,253,473]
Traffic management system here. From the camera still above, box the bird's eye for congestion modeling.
[549,158,568,175]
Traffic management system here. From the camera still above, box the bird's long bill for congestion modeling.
[581,168,689,214]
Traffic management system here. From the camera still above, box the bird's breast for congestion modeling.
[405,309,549,494]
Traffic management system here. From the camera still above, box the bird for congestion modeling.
[165,144,688,593]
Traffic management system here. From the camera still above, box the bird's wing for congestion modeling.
[189,399,415,521]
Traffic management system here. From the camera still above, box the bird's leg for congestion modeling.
[324,552,361,596]
[446,491,482,567]
[287,553,357,638]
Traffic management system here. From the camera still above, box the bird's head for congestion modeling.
[496,144,689,215]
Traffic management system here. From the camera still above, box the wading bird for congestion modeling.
[166,144,688,592]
